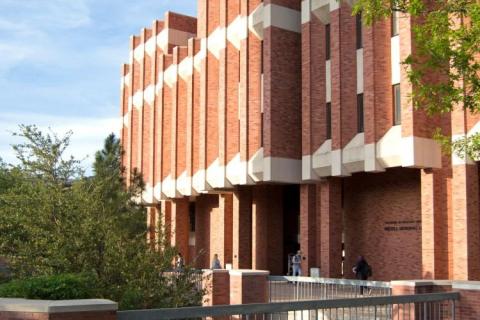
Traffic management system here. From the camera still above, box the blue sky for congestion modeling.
[0,0,196,172]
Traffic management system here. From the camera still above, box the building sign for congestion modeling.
[384,220,421,232]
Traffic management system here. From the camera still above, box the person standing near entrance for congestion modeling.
[292,250,302,276]
[211,253,222,269]
[352,255,372,295]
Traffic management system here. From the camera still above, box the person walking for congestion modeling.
[175,253,185,271]
[352,255,372,295]
[211,253,222,269]
[292,250,302,277]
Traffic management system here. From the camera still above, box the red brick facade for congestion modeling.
[120,1,480,281]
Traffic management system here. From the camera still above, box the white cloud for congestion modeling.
[0,112,121,173]
[0,0,92,76]
[0,0,91,30]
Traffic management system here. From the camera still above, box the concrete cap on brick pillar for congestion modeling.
[0,299,117,313]
[228,269,269,276]
[391,280,453,296]
[202,269,230,275]
[391,280,453,287]
[452,281,480,290]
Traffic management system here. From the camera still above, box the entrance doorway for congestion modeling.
[282,185,300,275]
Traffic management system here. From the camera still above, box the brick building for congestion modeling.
[120,0,480,281]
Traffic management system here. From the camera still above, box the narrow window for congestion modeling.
[357,94,364,133]
[391,11,399,36]
[356,14,363,49]
[325,24,331,60]
[326,102,332,139]
[393,84,402,125]
[189,202,196,232]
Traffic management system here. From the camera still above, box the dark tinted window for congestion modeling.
[325,24,331,60]
[357,94,364,133]
[356,14,363,49]
[391,11,399,36]
[326,102,332,139]
[393,84,401,125]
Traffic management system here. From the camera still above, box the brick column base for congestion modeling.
[202,269,230,306]
[229,270,269,305]
[391,280,452,319]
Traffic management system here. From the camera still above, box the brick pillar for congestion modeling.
[330,3,357,176]
[195,195,212,269]
[252,186,284,274]
[229,270,269,305]
[452,164,480,280]
[421,167,450,280]
[202,269,230,306]
[160,201,172,244]
[208,194,232,268]
[320,178,342,278]
[453,282,480,320]
[391,280,453,319]
[300,184,317,275]
[219,193,233,266]
[267,186,284,275]
[146,207,157,247]
[232,186,252,269]
[252,186,268,270]
[171,198,190,261]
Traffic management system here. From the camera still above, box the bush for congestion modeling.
[0,273,97,300]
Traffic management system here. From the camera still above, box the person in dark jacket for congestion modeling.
[352,256,372,295]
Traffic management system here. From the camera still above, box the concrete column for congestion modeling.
[229,270,269,305]
[202,269,230,306]
[232,187,252,269]
[320,178,342,278]
[300,184,317,275]
[171,198,190,261]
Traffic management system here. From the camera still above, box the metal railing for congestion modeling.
[118,291,459,320]
[269,276,392,302]
[164,269,205,292]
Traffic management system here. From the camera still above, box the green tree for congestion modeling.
[0,125,203,309]
[353,0,480,159]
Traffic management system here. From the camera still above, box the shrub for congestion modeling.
[0,273,97,300]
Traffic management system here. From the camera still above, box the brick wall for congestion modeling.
[344,168,422,281]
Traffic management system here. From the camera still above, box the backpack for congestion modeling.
[366,264,373,277]
[292,254,301,264]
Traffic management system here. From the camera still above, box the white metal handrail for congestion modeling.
[117,291,459,320]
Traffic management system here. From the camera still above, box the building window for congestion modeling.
[325,24,331,60]
[357,94,364,133]
[393,84,401,125]
[189,202,195,232]
[356,14,363,49]
[326,102,332,139]
[391,11,399,36]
